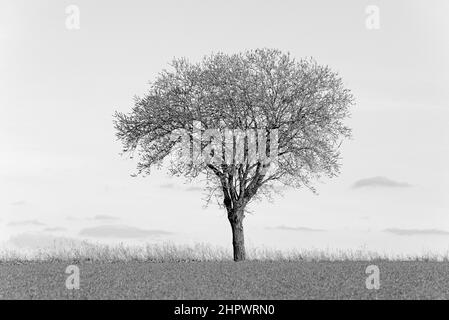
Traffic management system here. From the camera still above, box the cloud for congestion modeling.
[11,200,27,206]
[79,225,172,239]
[91,214,119,221]
[43,227,67,232]
[384,228,449,236]
[7,220,46,227]
[267,225,325,232]
[185,186,203,192]
[159,183,204,191]
[6,233,81,250]
[66,215,119,222]
[159,183,175,189]
[352,176,411,189]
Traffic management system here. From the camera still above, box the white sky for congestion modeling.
[1,0,448,255]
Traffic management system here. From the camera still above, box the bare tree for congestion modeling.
[114,48,354,261]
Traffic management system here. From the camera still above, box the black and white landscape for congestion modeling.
[1,0,448,301]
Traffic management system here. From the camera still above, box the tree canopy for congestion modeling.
[115,48,353,204]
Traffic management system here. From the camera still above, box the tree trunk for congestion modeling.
[229,212,245,261]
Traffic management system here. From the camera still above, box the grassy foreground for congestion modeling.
[1,243,448,299]
[1,261,448,299]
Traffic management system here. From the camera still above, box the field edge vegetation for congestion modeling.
[1,241,449,263]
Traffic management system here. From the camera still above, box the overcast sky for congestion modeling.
[1,0,448,255]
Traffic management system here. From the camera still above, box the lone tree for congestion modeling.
[114,49,354,261]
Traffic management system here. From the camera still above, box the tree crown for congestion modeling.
[114,48,354,209]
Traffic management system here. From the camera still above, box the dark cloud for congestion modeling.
[79,225,172,239]
[352,176,411,189]
[384,228,449,236]
[7,220,46,227]
[267,225,325,232]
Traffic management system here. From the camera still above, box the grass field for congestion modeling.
[1,261,449,299]
[1,243,448,299]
